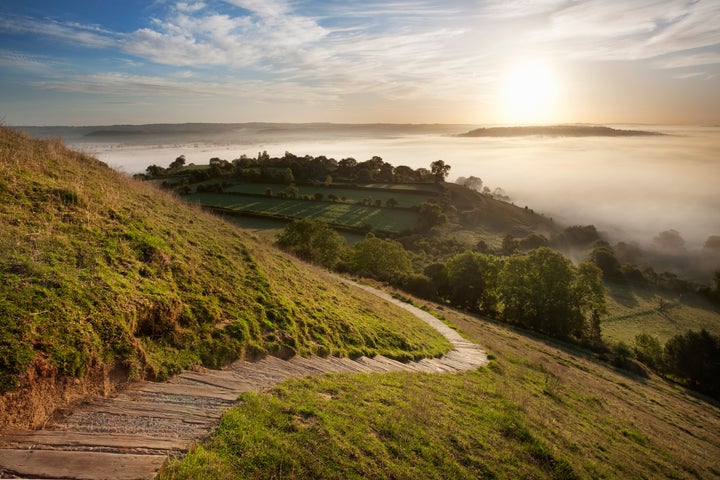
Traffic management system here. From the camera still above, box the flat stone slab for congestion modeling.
[0,431,186,452]
[0,449,166,480]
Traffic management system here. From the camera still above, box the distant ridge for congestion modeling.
[456,125,663,137]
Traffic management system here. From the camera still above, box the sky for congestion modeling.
[1,0,719,126]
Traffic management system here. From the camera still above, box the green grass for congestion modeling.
[186,193,420,233]
[603,282,720,346]
[221,182,436,208]
[0,127,450,424]
[162,300,720,480]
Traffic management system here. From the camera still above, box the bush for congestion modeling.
[276,219,347,269]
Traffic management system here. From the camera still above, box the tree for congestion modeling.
[519,234,549,251]
[574,262,607,341]
[169,155,186,170]
[286,184,300,199]
[337,158,357,178]
[394,165,414,183]
[652,229,686,252]
[276,219,347,269]
[704,235,720,250]
[462,175,483,191]
[552,225,600,248]
[145,164,165,178]
[663,329,720,396]
[377,163,395,182]
[430,160,451,182]
[588,241,622,279]
[418,201,446,229]
[501,235,519,256]
[633,334,662,369]
[498,248,586,338]
[349,236,412,281]
[355,168,373,183]
[445,252,501,314]
[474,239,491,254]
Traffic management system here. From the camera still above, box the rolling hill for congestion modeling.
[0,126,451,428]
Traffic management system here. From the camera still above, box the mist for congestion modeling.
[59,123,718,263]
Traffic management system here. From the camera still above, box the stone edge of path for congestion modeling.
[0,278,488,480]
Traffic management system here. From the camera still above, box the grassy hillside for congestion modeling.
[0,127,451,427]
[603,282,720,345]
[162,298,720,480]
[442,182,557,244]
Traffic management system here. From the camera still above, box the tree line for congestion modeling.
[142,152,452,185]
[277,219,605,346]
[278,218,720,399]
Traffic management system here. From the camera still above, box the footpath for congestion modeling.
[0,280,488,479]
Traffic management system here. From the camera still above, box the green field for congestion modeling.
[187,193,420,233]
[219,182,437,208]
[602,283,720,346]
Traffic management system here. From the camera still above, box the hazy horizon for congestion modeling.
[33,122,717,257]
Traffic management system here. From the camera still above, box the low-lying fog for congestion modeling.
[59,124,718,265]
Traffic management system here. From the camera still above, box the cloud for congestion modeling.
[0,14,116,49]
[28,71,338,103]
[223,0,290,17]
[119,2,327,68]
[176,2,207,13]
[0,50,55,73]
[528,0,720,62]
[658,51,720,69]
[2,0,719,113]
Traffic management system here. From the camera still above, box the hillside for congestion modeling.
[0,126,451,428]
[442,181,556,237]
[162,294,720,479]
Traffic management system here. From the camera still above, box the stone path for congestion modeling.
[0,280,487,479]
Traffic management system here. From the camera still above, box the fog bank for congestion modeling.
[63,124,719,252]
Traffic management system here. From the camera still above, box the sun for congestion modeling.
[501,60,557,125]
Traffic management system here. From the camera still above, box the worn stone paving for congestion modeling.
[0,280,488,479]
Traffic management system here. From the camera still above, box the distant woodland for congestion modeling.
[457,125,663,137]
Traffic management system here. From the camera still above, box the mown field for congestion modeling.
[161,295,720,480]
[222,182,438,208]
[186,192,421,233]
[603,282,720,346]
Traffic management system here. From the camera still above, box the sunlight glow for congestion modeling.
[501,60,558,124]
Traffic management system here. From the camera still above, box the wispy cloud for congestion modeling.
[0,14,117,49]
[0,50,55,73]
[530,0,720,62]
[1,0,719,120]
[223,0,290,17]
[29,72,338,103]
[659,51,720,69]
